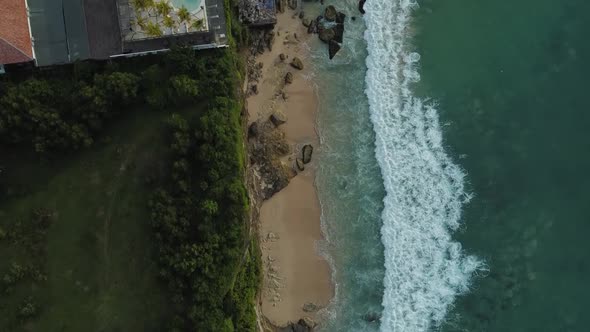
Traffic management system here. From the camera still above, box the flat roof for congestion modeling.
[27,0,90,66]
[84,0,122,59]
[0,0,34,64]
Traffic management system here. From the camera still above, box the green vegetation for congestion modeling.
[0,0,258,329]
[0,111,173,331]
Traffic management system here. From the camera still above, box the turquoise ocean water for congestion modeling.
[306,0,590,331]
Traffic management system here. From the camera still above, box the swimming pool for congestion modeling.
[170,0,201,12]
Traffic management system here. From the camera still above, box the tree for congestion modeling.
[132,0,154,11]
[169,75,199,104]
[177,6,191,31]
[155,1,172,18]
[93,72,140,105]
[163,15,176,31]
[145,21,163,37]
[191,19,204,32]
[135,15,147,30]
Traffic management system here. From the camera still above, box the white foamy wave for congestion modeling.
[363,1,482,331]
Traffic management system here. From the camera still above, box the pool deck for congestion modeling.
[114,0,227,55]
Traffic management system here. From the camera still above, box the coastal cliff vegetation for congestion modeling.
[0,0,259,330]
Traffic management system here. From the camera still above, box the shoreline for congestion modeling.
[245,10,334,329]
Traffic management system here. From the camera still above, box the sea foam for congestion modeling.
[363,1,482,331]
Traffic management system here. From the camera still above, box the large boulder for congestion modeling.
[302,18,311,27]
[307,19,318,33]
[291,57,304,70]
[329,40,341,60]
[270,111,287,126]
[302,144,313,164]
[359,0,366,14]
[333,23,344,43]
[288,0,297,10]
[336,11,346,24]
[324,5,337,21]
[285,72,294,84]
[319,27,335,43]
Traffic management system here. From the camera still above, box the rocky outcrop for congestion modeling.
[302,144,313,164]
[270,111,287,126]
[318,27,335,43]
[278,318,316,332]
[328,40,341,60]
[333,23,344,43]
[288,0,298,10]
[359,0,366,14]
[291,57,304,70]
[324,5,337,21]
[239,0,277,25]
[336,11,346,24]
[250,29,275,54]
[248,121,259,138]
[250,120,293,199]
[246,56,264,96]
[303,6,345,59]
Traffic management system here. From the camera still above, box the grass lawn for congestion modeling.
[0,109,176,331]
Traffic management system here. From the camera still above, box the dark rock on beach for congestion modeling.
[328,40,341,60]
[302,144,313,164]
[333,23,344,43]
[291,57,304,70]
[307,19,318,34]
[278,318,315,332]
[302,18,311,27]
[285,72,294,84]
[336,11,346,24]
[324,5,337,21]
[359,0,366,14]
[319,27,335,43]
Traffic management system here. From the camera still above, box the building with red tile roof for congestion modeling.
[0,0,227,70]
[0,0,34,65]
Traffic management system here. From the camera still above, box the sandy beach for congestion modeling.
[246,10,333,328]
